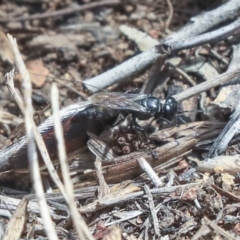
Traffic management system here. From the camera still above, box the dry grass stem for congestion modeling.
[138,157,163,187]
[144,185,160,236]
[7,34,59,240]
[2,198,28,240]
[5,69,25,114]
[4,66,68,200]
[51,83,94,240]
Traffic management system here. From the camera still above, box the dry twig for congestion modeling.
[85,2,240,92]
[7,34,59,240]
[3,67,68,201]
[159,18,240,53]
[165,0,173,28]
[2,198,28,240]
[51,83,94,240]
[144,185,160,236]
[138,157,163,187]
[203,216,235,240]
[164,0,240,42]
[0,0,120,22]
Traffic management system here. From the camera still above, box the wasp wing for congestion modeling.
[89,92,148,112]
[38,101,93,133]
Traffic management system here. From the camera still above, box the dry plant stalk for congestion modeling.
[4,69,68,200]
[7,34,59,240]
[6,35,95,240]
[51,83,94,240]
[2,198,28,240]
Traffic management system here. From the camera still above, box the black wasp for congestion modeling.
[88,91,178,127]
[0,91,178,171]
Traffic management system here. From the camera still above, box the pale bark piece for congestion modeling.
[197,155,240,175]
[0,194,68,220]
[27,59,49,88]
[120,25,158,51]
[2,198,28,240]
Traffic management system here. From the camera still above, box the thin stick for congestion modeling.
[84,2,240,92]
[159,18,240,53]
[7,34,59,240]
[165,0,173,28]
[0,0,120,22]
[173,69,240,102]
[5,69,25,114]
[138,157,163,187]
[144,185,160,236]
[208,97,240,157]
[94,158,110,198]
[163,0,240,42]
[2,198,28,240]
[203,217,235,240]
[51,83,94,240]
[168,63,196,86]
[4,68,69,202]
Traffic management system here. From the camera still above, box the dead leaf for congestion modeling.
[181,188,198,201]
[26,59,49,88]
[94,224,121,240]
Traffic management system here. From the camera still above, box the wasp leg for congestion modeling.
[157,117,184,128]
[157,117,172,125]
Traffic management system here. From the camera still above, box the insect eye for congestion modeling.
[163,97,178,120]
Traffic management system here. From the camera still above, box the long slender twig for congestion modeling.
[0,0,120,22]
[208,96,240,158]
[51,83,94,240]
[203,217,235,240]
[165,0,173,28]
[163,0,240,42]
[7,34,59,240]
[2,198,28,240]
[173,69,240,103]
[4,69,69,203]
[5,69,25,114]
[85,16,240,92]
[144,185,160,236]
[158,18,240,53]
[138,157,163,187]
[80,182,202,213]
[84,47,159,92]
